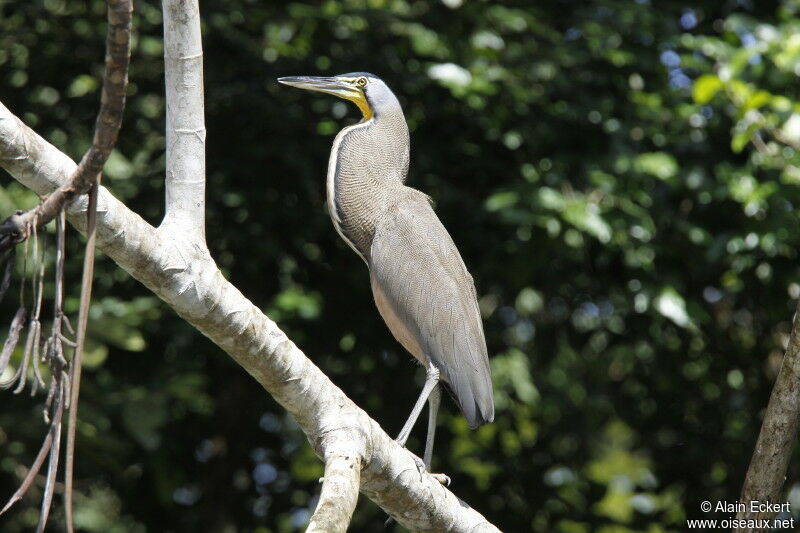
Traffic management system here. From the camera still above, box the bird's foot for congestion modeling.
[410,453,426,479]
[431,473,451,486]
[409,453,451,486]
[382,452,451,528]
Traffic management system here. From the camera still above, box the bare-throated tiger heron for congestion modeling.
[278,73,494,472]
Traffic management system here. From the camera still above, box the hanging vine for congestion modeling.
[0,0,131,530]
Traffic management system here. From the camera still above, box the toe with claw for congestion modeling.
[408,451,452,486]
[431,473,451,486]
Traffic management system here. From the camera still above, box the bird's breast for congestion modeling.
[330,184,378,261]
[327,122,399,262]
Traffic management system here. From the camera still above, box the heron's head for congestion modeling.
[278,72,399,121]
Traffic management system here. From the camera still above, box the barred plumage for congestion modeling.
[279,72,494,471]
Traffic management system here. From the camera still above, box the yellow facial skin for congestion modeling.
[338,77,373,120]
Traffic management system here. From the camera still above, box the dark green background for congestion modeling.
[2,0,800,531]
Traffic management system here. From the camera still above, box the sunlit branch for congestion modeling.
[161,0,207,242]
[307,454,362,533]
[0,98,500,532]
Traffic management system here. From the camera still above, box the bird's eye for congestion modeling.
[356,77,368,87]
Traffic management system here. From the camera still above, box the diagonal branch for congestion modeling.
[0,100,501,532]
[735,299,800,532]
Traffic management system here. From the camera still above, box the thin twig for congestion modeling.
[35,372,66,533]
[0,307,27,377]
[59,333,77,347]
[62,314,75,336]
[64,180,102,530]
[12,231,45,394]
[0,390,58,516]
[56,3,132,528]
[11,327,33,393]
[53,213,66,342]
[0,249,15,305]
[31,320,45,393]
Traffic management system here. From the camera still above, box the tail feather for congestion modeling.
[444,364,494,429]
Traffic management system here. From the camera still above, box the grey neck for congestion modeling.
[326,108,410,262]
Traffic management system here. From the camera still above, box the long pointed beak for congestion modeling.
[277,76,359,100]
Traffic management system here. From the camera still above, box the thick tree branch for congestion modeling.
[308,449,362,532]
[0,101,500,532]
[161,0,206,242]
[735,299,800,532]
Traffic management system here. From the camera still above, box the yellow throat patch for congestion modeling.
[346,91,373,121]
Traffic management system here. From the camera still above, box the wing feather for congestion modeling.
[368,191,494,428]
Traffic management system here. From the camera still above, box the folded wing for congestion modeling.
[368,190,494,428]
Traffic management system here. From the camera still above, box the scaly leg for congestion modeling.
[423,385,449,485]
[423,384,440,470]
[395,364,439,447]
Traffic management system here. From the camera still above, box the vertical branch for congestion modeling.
[735,299,800,531]
[61,0,131,529]
[162,0,207,242]
[307,454,362,533]
[64,180,101,532]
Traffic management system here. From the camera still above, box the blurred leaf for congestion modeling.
[634,152,678,181]
[563,200,612,243]
[692,74,723,104]
[654,287,694,329]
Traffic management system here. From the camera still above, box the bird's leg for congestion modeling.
[422,384,450,486]
[384,367,448,527]
[423,384,440,470]
[393,365,449,486]
[395,364,439,447]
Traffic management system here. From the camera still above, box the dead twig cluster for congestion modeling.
[0,0,131,250]
[0,215,73,533]
[0,0,131,530]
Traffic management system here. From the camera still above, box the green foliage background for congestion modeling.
[2,0,800,531]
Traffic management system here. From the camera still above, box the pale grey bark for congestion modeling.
[307,447,362,532]
[0,100,501,533]
[162,0,206,243]
[0,3,503,530]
